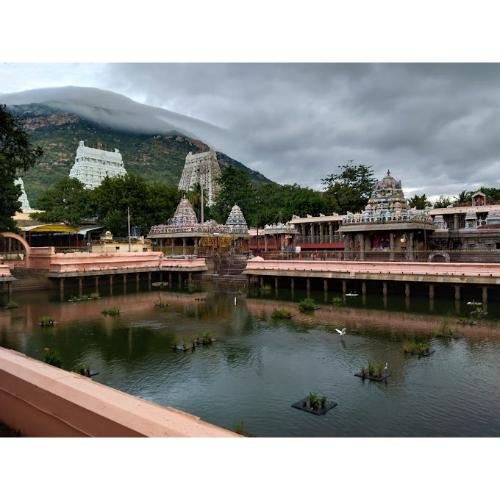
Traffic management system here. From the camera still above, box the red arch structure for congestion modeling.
[0,232,31,266]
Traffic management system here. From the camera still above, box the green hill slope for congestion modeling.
[9,104,272,205]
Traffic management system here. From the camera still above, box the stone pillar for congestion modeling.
[109,275,113,295]
[306,278,311,298]
[429,284,435,299]
[123,273,127,293]
[290,278,295,299]
[188,272,192,285]
[361,281,367,297]
[78,277,83,296]
[342,280,347,296]
[59,278,64,302]
[95,276,99,294]
[323,279,328,301]
[171,238,174,256]
[359,233,365,261]
[169,272,173,289]
[309,223,314,244]
[328,222,333,244]
[453,213,459,230]
[136,273,140,292]
[454,285,461,301]
[259,276,264,287]
[194,238,198,256]
[182,238,186,256]
[389,232,395,261]
[408,233,414,261]
[319,223,324,244]
[482,286,488,307]
[178,273,182,288]
[274,277,279,298]
[264,236,268,252]
[405,283,410,298]
[147,272,151,291]
[382,282,388,297]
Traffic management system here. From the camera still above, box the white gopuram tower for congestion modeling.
[15,178,31,212]
[69,140,127,189]
[178,149,221,206]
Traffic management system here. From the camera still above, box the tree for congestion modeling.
[433,196,454,208]
[408,194,431,210]
[0,105,43,231]
[92,174,181,236]
[322,164,375,214]
[36,177,94,225]
[212,166,257,225]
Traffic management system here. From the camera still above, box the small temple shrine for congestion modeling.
[338,170,435,260]
[147,197,249,255]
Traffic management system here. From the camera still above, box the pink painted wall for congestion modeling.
[245,258,500,278]
[0,347,238,437]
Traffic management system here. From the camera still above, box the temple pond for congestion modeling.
[1,285,500,437]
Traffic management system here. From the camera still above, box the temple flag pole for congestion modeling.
[200,183,205,224]
[127,206,131,252]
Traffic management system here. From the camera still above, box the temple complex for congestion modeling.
[69,140,127,189]
[178,150,221,206]
[147,197,249,255]
[284,171,500,262]
[338,170,435,260]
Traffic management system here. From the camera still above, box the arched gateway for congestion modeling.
[0,232,31,266]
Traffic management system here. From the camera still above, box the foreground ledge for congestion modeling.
[0,347,237,437]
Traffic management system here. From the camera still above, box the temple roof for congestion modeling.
[169,197,198,226]
[225,205,248,233]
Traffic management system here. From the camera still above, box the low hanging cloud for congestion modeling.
[102,63,500,196]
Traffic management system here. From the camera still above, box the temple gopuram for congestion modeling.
[147,197,249,256]
[338,170,435,260]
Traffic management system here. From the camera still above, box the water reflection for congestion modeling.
[1,286,500,436]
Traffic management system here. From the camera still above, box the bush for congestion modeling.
[271,308,292,320]
[4,301,18,309]
[332,296,343,307]
[298,298,316,313]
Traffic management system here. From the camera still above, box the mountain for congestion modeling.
[1,87,272,204]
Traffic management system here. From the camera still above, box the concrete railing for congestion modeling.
[46,252,207,274]
[245,259,500,278]
[0,347,237,437]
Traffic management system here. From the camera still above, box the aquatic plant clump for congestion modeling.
[403,340,432,356]
[68,293,100,302]
[42,348,62,368]
[331,296,343,307]
[298,298,317,313]
[39,316,55,327]
[356,362,389,381]
[271,308,292,320]
[154,299,169,309]
[292,392,337,415]
[434,319,458,339]
[101,307,120,317]
[259,284,272,294]
[4,301,18,309]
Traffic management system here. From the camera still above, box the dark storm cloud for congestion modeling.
[102,64,500,195]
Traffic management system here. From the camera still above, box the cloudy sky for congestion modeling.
[1,63,500,197]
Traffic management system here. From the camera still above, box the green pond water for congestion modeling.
[1,283,500,437]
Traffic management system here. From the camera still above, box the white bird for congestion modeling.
[384,362,388,371]
[234,296,237,306]
[335,328,347,336]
